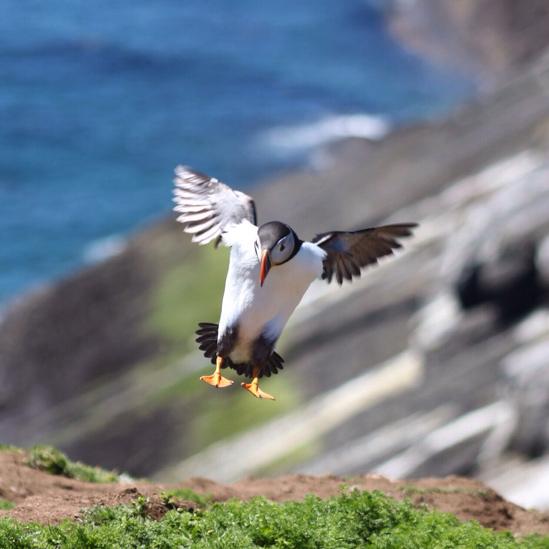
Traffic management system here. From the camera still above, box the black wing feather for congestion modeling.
[313,223,417,285]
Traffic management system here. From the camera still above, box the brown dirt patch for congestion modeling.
[0,450,548,537]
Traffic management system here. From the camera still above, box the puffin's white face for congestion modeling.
[256,221,299,286]
[268,231,295,265]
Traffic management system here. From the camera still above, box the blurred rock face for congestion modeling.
[388,0,549,77]
[456,241,545,325]
[502,339,549,457]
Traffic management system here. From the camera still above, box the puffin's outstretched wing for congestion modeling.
[312,223,417,284]
[173,165,257,246]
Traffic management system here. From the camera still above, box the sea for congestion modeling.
[0,0,473,303]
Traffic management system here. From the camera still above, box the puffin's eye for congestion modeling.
[270,232,294,264]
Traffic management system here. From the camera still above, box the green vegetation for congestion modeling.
[0,490,547,548]
[148,245,227,348]
[161,488,212,507]
[0,500,14,511]
[400,484,491,498]
[27,446,118,484]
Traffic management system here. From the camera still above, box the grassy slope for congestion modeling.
[2,446,549,547]
[1,491,548,549]
[26,445,119,484]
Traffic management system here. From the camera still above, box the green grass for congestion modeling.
[147,245,228,348]
[161,488,212,507]
[400,485,491,498]
[0,490,547,548]
[0,500,14,511]
[27,446,118,484]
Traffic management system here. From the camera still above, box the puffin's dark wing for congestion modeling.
[173,166,257,246]
[312,223,417,284]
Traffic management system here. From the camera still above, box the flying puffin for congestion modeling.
[173,166,416,400]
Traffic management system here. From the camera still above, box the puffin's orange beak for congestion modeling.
[259,250,271,287]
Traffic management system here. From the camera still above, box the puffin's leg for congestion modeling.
[241,367,275,400]
[200,355,234,388]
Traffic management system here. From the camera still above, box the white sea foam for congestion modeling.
[83,234,127,264]
[260,114,391,155]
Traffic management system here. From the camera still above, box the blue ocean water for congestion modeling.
[0,0,473,303]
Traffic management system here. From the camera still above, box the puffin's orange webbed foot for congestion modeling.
[241,381,275,400]
[241,368,275,400]
[200,356,234,389]
[200,372,234,388]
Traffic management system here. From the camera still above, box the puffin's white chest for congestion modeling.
[218,222,324,362]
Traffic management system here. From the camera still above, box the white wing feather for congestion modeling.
[173,166,257,246]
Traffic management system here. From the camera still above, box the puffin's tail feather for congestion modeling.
[231,350,284,378]
[194,322,285,377]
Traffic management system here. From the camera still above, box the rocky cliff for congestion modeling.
[388,0,549,78]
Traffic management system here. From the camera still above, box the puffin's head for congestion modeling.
[255,221,301,286]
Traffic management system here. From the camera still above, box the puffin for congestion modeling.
[173,166,417,400]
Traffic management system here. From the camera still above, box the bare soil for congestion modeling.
[1,450,548,537]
